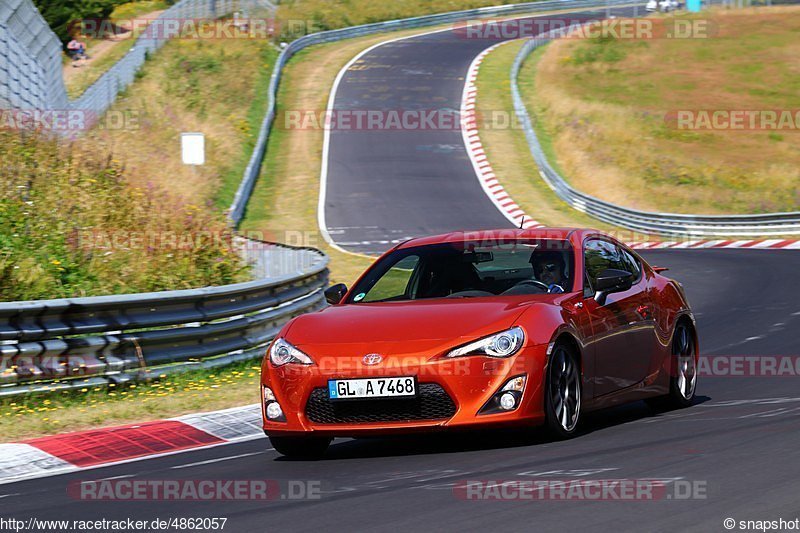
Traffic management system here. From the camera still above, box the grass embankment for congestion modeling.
[1,30,279,439]
[87,37,278,209]
[521,7,800,215]
[0,131,245,301]
[2,23,460,440]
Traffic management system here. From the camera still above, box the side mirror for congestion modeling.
[594,268,633,305]
[324,283,348,305]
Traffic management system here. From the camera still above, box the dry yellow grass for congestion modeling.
[86,38,277,208]
[526,7,800,215]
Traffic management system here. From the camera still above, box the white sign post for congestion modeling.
[181,132,205,165]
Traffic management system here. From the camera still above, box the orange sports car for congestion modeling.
[261,229,698,458]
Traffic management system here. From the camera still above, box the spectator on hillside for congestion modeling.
[66,38,87,61]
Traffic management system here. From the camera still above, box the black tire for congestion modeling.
[544,343,582,439]
[269,435,331,459]
[647,322,697,410]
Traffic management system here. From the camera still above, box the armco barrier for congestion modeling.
[0,240,328,398]
[509,26,800,236]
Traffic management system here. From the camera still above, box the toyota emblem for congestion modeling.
[362,353,383,365]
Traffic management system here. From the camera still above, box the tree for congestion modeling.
[32,0,127,44]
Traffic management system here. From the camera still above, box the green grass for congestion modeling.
[111,0,170,20]
[0,360,261,442]
[89,38,278,212]
[213,45,279,211]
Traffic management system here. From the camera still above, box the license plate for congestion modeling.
[328,376,417,400]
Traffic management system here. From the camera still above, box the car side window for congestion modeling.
[584,239,629,291]
[359,255,420,302]
[619,247,642,282]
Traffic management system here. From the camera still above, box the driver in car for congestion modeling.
[532,251,567,293]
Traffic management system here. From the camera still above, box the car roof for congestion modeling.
[394,228,604,250]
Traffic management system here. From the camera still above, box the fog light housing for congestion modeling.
[263,386,286,422]
[266,402,284,420]
[478,374,527,415]
[499,392,517,411]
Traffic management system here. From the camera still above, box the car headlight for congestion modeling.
[269,338,314,366]
[446,327,525,358]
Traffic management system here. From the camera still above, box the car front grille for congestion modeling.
[305,383,457,424]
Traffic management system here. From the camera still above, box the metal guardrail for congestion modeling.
[510,26,800,236]
[228,0,645,223]
[0,241,328,397]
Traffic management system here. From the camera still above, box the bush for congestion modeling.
[33,0,127,44]
[0,130,248,301]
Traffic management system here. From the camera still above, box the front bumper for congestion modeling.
[261,344,549,437]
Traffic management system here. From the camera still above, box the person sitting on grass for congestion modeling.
[66,38,87,61]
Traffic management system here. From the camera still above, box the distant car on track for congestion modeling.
[261,229,698,458]
[646,0,682,11]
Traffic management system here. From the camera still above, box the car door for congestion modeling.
[583,239,656,397]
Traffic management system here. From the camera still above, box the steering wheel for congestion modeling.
[512,279,550,293]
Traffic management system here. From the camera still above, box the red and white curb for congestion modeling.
[0,404,262,485]
[460,46,800,250]
[628,239,800,250]
[461,43,543,231]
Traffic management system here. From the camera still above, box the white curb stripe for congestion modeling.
[461,43,543,229]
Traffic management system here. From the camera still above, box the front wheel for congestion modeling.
[544,343,582,439]
[268,435,331,459]
[648,322,697,410]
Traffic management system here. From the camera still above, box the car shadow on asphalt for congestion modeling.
[274,395,712,461]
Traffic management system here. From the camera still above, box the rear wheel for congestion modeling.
[268,436,331,459]
[544,343,582,439]
[648,322,697,410]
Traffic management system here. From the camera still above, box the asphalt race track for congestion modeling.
[3,7,800,533]
[2,249,800,531]
[322,6,640,255]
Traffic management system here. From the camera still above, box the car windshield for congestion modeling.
[347,239,575,303]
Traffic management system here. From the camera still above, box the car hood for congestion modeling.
[283,297,547,357]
